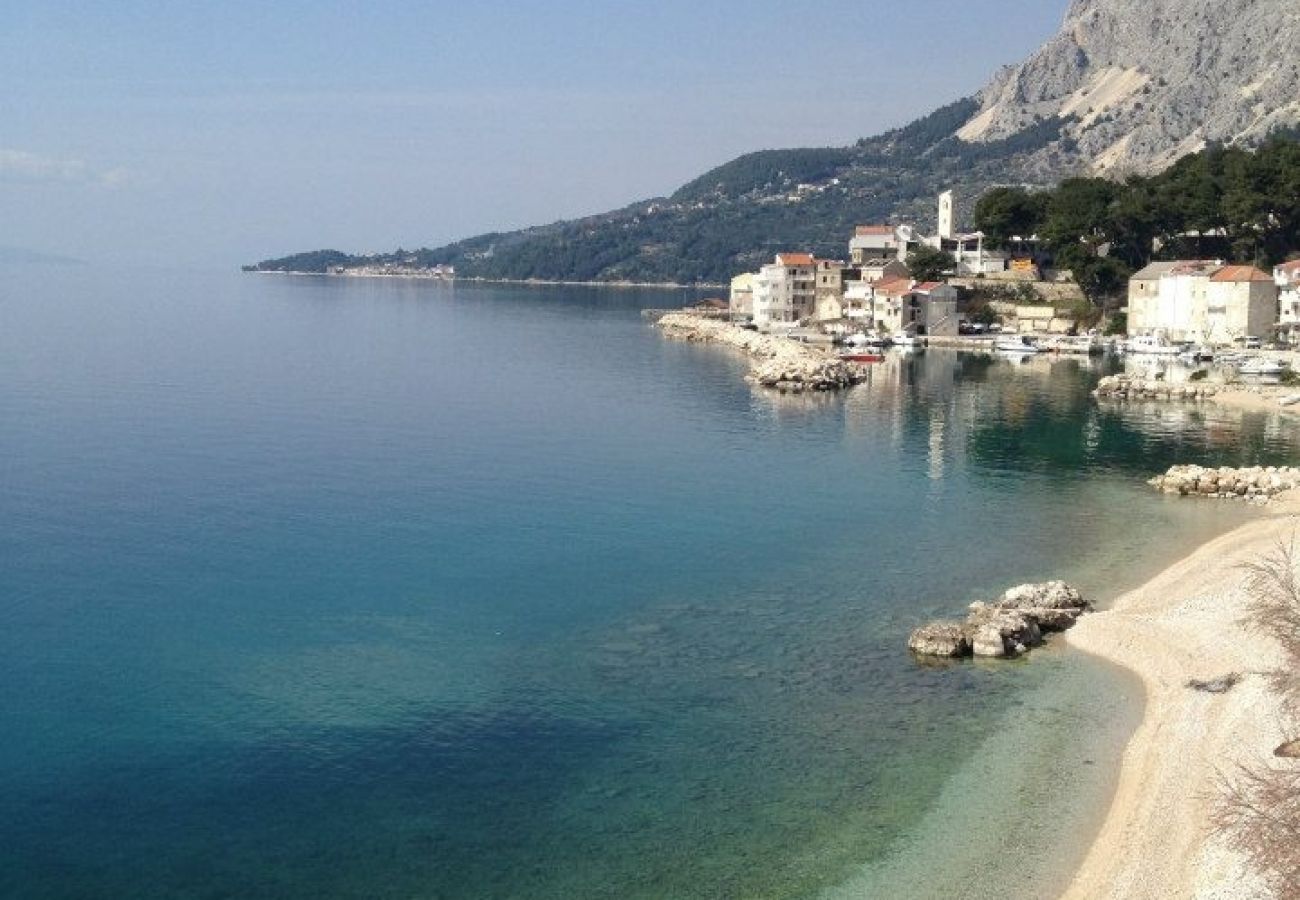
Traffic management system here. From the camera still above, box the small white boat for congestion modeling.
[1238,358,1287,377]
[1125,335,1182,356]
[891,332,919,348]
[1180,346,1214,363]
[1046,335,1105,356]
[995,335,1042,354]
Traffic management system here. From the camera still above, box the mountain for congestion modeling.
[961,0,1300,175]
[249,0,1300,285]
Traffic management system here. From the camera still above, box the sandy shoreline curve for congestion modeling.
[1061,498,1298,899]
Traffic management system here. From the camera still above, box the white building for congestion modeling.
[842,280,875,321]
[938,190,955,241]
[751,264,794,327]
[849,225,918,265]
[1128,260,1277,345]
[745,253,817,327]
[729,272,755,320]
[1275,260,1300,332]
[923,190,1008,276]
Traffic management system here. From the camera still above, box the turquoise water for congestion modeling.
[0,266,1289,899]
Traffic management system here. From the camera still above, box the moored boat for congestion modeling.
[1044,334,1105,355]
[1125,335,1182,356]
[995,335,1042,354]
[1238,357,1287,377]
[838,349,886,363]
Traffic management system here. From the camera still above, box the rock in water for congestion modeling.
[979,581,1091,633]
[971,625,1011,659]
[908,622,971,658]
[910,581,1088,662]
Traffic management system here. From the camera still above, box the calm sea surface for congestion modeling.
[1,266,1291,899]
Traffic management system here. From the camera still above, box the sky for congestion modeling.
[2,1,1069,267]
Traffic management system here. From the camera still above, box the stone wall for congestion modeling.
[1093,374,1220,401]
[1149,465,1300,499]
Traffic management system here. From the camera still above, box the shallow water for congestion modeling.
[0,267,1285,898]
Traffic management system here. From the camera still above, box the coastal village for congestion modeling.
[721,189,1298,357]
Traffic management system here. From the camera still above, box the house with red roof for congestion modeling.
[1128,260,1277,345]
[752,253,818,327]
[849,225,918,266]
[838,277,958,337]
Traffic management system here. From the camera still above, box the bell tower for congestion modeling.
[938,190,955,241]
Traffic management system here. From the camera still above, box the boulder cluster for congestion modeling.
[1149,464,1300,499]
[748,356,866,393]
[1093,374,1219,401]
[908,581,1091,660]
[657,313,866,393]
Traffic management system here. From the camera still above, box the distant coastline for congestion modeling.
[246,269,724,291]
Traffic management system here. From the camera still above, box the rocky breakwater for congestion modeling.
[1149,464,1300,500]
[908,581,1091,660]
[1093,374,1220,401]
[656,313,866,393]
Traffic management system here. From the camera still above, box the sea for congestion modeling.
[1,265,1292,899]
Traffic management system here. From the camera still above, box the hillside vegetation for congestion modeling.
[249,100,1076,283]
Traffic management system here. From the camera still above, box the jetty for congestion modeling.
[655,313,867,393]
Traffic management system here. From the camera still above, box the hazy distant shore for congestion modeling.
[247,269,724,290]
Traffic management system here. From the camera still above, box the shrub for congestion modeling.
[1211,541,1300,896]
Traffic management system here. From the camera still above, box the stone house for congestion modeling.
[849,225,918,265]
[1127,260,1277,345]
[859,258,911,284]
[813,259,847,322]
[911,282,960,337]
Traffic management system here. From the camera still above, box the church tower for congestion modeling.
[937,190,955,241]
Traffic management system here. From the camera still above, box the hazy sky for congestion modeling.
[3,1,1068,267]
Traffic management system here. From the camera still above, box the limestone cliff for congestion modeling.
[958,0,1300,174]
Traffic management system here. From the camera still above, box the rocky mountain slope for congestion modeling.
[961,0,1300,175]
[251,0,1300,284]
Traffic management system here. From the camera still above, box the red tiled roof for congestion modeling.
[1210,265,1273,283]
[1170,260,1222,277]
[854,225,894,237]
[776,252,814,266]
[873,277,912,296]
[1277,260,1300,276]
[912,281,944,292]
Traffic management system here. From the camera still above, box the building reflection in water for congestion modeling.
[750,348,1300,483]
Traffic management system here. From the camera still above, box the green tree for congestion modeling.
[906,246,957,281]
[1041,178,1122,254]
[973,187,1048,249]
